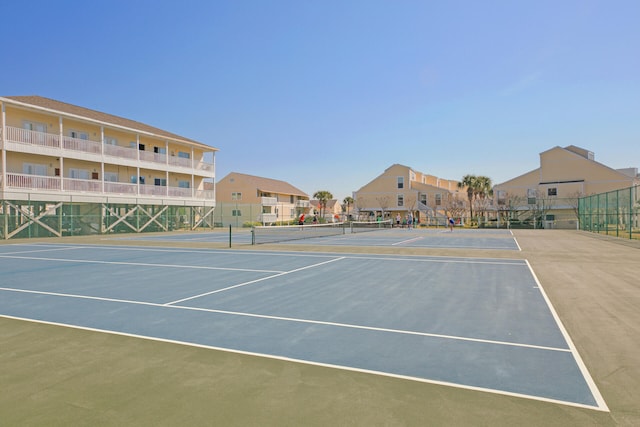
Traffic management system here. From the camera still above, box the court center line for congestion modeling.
[166,257,346,305]
[392,236,424,246]
[0,285,569,353]
[0,254,284,274]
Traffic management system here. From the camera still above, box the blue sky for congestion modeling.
[2,0,639,201]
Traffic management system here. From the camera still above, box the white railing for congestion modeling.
[296,200,310,208]
[63,177,102,192]
[6,126,60,148]
[197,161,214,172]
[139,150,167,164]
[139,184,168,196]
[169,156,192,168]
[104,181,137,194]
[168,187,192,198]
[62,135,102,154]
[258,213,278,223]
[261,197,278,205]
[103,143,138,160]
[194,189,214,199]
[7,173,61,190]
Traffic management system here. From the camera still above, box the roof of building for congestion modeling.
[1,95,216,150]
[219,172,309,197]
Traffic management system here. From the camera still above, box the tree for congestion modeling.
[313,190,333,219]
[376,195,391,220]
[473,176,493,225]
[342,196,354,220]
[458,175,477,221]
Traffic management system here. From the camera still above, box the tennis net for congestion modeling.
[252,222,346,244]
[350,219,393,233]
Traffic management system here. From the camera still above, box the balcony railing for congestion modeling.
[63,135,102,154]
[261,197,278,205]
[5,173,212,200]
[6,126,60,149]
[63,177,102,192]
[7,173,61,190]
[4,126,215,172]
[296,200,310,208]
[103,143,138,160]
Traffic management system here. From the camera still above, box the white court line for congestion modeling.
[0,313,604,412]
[0,246,86,255]
[0,284,568,353]
[391,236,424,246]
[524,259,609,412]
[166,257,346,305]
[0,254,284,274]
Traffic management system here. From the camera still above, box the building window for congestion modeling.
[104,136,118,145]
[397,194,404,207]
[497,190,506,205]
[232,210,242,216]
[69,130,89,140]
[23,163,47,176]
[420,194,427,205]
[232,192,242,200]
[397,177,404,189]
[178,151,190,159]
[527,189,536,204]
[69,169,90,179]
[547,188,557,197]
[105,172,118,182]
[23,121,47,132]
[435,193,442,206]
[154,178,167,186]
[178,180,190,188]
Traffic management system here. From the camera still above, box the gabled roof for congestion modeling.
[220,172,309,197]
[1,95,216,150]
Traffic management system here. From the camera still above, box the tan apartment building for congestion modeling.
[0,96,217,239]
[310,199,343,222]
[493,145,639,229]
[215,172,310,226]
[353,164,464,225]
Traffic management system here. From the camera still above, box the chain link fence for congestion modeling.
[578,185,640,240]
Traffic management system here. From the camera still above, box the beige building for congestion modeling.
[310,199,343,222]
[353,164,463,225]
[216,172,310,226]
[0,96,217,239]
[493,145,639,229]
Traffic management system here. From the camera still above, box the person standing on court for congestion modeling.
[396,213,401,228]
[299,213,305,225]
[449,217,455,232]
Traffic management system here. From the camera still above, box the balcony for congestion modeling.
[261,197,278,206]
[4,173,212,201]
[296,200,310,208]
[258,213,277,224]
[4,126,214,173]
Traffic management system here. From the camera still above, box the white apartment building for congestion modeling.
[0,96,218,239]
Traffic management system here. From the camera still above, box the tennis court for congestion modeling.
[0,242,605,411]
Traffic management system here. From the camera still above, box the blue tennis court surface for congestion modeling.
[0,243,606,411]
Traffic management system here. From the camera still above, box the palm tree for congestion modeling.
[458,174,478,221]
[343,196,354,221]
[474,176,493,224]
[313,190,333,220]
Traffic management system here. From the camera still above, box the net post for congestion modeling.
[229,225,232,248]
[251,227,255,245]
